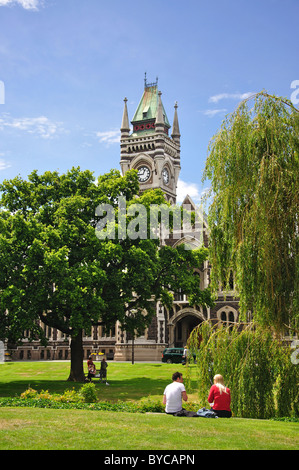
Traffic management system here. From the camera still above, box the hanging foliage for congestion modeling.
[186,321,298,419]
[203,92,299,333]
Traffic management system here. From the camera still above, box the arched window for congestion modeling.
[228,311,235,323]
[221,311,226,322]
[220,271,235,291]
[217,307,238,328]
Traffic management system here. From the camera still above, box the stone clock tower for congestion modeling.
[120,77,181,203]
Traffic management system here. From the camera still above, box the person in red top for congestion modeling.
[87,355,96,382]
[208,374,232,418]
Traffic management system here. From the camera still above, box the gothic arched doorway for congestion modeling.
[170,308,205,348]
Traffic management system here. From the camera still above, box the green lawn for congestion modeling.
[0,361,298,450]
[1,407,298,450]
[0,361,194,401]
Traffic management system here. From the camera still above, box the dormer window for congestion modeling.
[143,105,149,118]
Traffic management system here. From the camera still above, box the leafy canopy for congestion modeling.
[0,167,213,357]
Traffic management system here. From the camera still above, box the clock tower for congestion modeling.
[120,76,181,203]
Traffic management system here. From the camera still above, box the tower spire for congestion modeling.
[155,91,164,133]
[120,97,130,137]
[171,101,180,143]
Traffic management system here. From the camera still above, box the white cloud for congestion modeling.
[0,114,66,139]
[0,0,42,9]
[96,129,120,145]
[203,108,227,118]
[176,182,214,217]
[0,156,11,171]
[176,179,206,204]
[209,92,256,104]
[203,92,257,118]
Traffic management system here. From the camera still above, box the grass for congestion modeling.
[0,361,298,450]
[1,407,298,450]
[0,361,198,401]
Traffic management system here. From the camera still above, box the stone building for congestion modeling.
[9,78,240,362]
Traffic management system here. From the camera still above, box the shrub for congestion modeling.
[78,382,98,403]
[137,397,164,413]
[19,384,96,405]
[20,387,39,399]
[38,390,53,400]
[55,388,79,403]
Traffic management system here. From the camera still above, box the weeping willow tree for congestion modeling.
[203,92,299,333]
[187,322,298,419]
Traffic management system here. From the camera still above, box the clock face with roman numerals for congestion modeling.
[162,167,169,184]
[137,166,150,183]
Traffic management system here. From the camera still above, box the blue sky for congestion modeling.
[0,0,298,203]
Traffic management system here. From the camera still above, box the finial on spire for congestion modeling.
[144,73,158,89]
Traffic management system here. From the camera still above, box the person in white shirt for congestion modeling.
[163,371,188,414]
[182,346,188,365]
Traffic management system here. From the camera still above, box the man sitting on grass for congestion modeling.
[163,371,188,415]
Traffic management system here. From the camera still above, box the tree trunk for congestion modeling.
[131,334,135,365]
[67,330,85,382]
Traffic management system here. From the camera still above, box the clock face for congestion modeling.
[162,167,169,184]
[137,165,151,183]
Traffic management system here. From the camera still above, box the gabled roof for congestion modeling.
[181,194,209,230]
[181,194,197,211]
[131,85,170,127]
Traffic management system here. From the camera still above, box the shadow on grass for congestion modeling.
[0,375,199,402]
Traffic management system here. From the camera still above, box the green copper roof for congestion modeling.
[131,85,170,127]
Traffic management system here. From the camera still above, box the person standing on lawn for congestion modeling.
[163,372,188,414]
[100,357,109,385]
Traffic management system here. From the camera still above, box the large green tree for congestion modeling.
[203,92,299,333]
[0,167,213,380]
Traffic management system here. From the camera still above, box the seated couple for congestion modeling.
[163,372,232,418]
